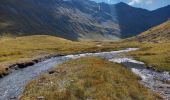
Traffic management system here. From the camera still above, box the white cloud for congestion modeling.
[128,0,154,5]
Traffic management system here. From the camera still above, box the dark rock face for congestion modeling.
[0,0,169,40]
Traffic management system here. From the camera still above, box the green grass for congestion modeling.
[21,57,161,100]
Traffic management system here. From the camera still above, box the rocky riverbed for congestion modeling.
[0,48,169,100]
[110,58,170,100]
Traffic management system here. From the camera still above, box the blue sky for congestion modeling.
[92,0,170,10]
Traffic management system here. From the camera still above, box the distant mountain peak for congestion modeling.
[115,2,129,6]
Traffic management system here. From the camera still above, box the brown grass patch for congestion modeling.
[21,57,161,100]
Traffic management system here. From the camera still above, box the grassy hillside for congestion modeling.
[133,20,170,42]
[21,57,161,100]
[129,42,170,72]
[127,20,170,72]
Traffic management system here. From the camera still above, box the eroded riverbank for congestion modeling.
[0,48,169,100]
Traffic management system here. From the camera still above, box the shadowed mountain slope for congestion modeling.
[133,20,170,42]
[0,0,170,40]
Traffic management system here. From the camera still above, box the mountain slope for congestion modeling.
[0,0,170,40]
[125,20,170,73]
[0,0,120,40]
[134,20,170,42]
[151,5,170,26]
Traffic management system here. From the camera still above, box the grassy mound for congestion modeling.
[21,57,161,100]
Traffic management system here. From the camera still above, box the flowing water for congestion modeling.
[0,48,169,100]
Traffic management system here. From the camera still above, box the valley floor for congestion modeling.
[1,35,170,76]
[0,35,95,77]
[0,35,170,100]
[0,35,138,77]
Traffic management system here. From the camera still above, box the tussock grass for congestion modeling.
[129,42,170,72]
[133,20,170,43]
[0,35,139,77]
[127,20,170,72]
[0,35,97,76]
[21,57,161,100]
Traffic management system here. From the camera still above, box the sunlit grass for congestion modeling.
[129,42,170,72]
[0,35,97,76]
[127,20,170,72]
[0,35,139,77]
[21,57,161,100]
